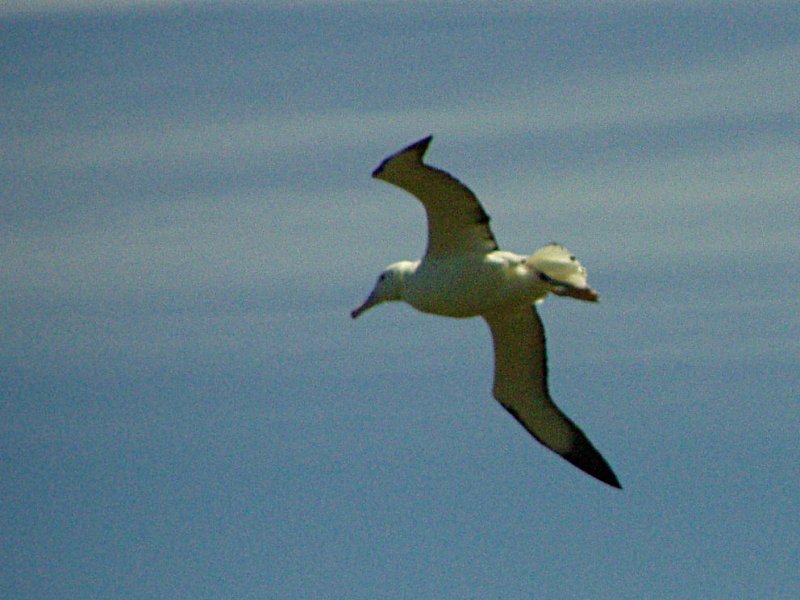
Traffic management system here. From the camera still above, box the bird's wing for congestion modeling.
[372,136,499,257]
[483,306,621,488]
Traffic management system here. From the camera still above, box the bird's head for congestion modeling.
[351,261,414,319]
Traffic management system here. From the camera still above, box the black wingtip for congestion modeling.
[410,134,434,151]
[563,443,622,489]
[372,135,434,178]
[398,135,433,156]
[501,401,621,489]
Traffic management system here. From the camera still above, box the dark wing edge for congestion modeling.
[372,135,434,179]
[371,136,498,255]
[485,307,622,489]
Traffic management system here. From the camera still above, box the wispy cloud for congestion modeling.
[8,41,797,177]
[0,0,271,18]
[5,39,797,311]
[2,0,188,17]
[6,0,794,18]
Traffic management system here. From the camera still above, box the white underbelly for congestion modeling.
[404,254,549,318]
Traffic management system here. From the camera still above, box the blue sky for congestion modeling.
[2,1,799,598]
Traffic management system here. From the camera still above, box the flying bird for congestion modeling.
[352,136,621,489]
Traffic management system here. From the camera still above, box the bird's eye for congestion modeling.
[378,273,387,282]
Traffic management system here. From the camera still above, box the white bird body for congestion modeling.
[352,136,620,488]
[400,251,548,318]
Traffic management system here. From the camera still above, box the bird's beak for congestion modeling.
[351,292,380,319]
[551,285,600,302]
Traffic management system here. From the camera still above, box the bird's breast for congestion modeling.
[404,254,549,318]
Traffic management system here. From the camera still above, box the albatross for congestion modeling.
[352,136,621,489]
